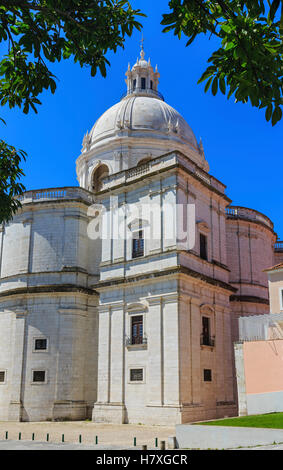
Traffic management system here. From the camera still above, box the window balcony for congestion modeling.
[200,334,215,347]
[125,335,148,348]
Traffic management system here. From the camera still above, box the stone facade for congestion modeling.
[0,189,99,421]
[0,49,280,423]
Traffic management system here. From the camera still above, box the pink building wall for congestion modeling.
[244,340,283,394]
[235,339,283,415]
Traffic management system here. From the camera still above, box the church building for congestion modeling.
[0,47,280,424]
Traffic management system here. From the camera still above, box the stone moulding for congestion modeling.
[230,294,269,305]
[94,265,237,293]
[0,284,98,298]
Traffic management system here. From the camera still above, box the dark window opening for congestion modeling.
[202,317,210,346]
[130,368,143,382]
[150,80,153,89]
[92,164,109,192]
[132,230,144,258]
[131,315,143,345]
[201,317,215,346]
[204,369,212,382]
[133,79,136,90]
[200,233,208,260]
[35,339,47,350]
[33,371,46,383]
[141,77,146,89]
[0,371,5,383]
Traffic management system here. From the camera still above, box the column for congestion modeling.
[110,302,125,404]
[190,297,202,404]
[163,294,180,405]
[8,311,27,421]
[96,306,111,404]
[92,303,126,423]
[178,294,192,404]
[215,305,226,402]
[146,297,163,405]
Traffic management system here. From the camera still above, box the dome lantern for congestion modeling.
[124,41,163,101]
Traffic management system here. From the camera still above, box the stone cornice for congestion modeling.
[230,280,268,289]
[179,250,230,273]
[0,267,91,282]
[0,284,98,299]
[226,215,276,238]
[94,265,237,293]
[96,151,230,202]
[100,249,230,273]
[146,293,179,305]
[230,294,269,305]
[58,308,89,317]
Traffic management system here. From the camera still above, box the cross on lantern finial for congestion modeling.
[140,33,145,59]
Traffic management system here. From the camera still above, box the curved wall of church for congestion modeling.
[226,207,276,341]
[0,188,99,421]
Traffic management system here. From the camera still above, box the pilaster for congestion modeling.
[8,310,27,421]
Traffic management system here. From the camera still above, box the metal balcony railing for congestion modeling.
[125,335,148,346]
[200,334,215,347]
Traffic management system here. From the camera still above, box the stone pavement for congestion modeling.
[1,421,283,450]
[1,439,283,451]
[0,421,174,449]
[0,440,131,450]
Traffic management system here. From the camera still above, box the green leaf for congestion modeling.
[272,106,282,126]
[219,77,226,95]
[265,104,273,122]
[211,77,218,96]
[269,0,280,22]
[204,76,213,93]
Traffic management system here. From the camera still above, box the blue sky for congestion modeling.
[1,1,282,238]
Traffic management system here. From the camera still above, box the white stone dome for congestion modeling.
[76,50,210,188]
[89,95,199,151]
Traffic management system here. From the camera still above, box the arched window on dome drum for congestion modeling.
[141,77,146,89]
[133,79,136,91]
[91,164,109,192]
[150,80,153,90]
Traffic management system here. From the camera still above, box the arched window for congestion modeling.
[91,164,109,192]
[141,77,146,89]
[133,79,136,91]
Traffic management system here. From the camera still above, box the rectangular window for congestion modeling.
[32,371,46,383]
[150,80,153,89]
[131,316,143,345]
[202,317,210,346]
[35,338,47,350]
[204,369,212,382]
[133,79,136,90]
[132,230,144,258]
[141,77,146,89]
[130,368,143,382]
[200,233,208,260]
[0,371,5,383]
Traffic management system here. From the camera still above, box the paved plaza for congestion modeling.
[0,421,282,450]
[0,421,174,450]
